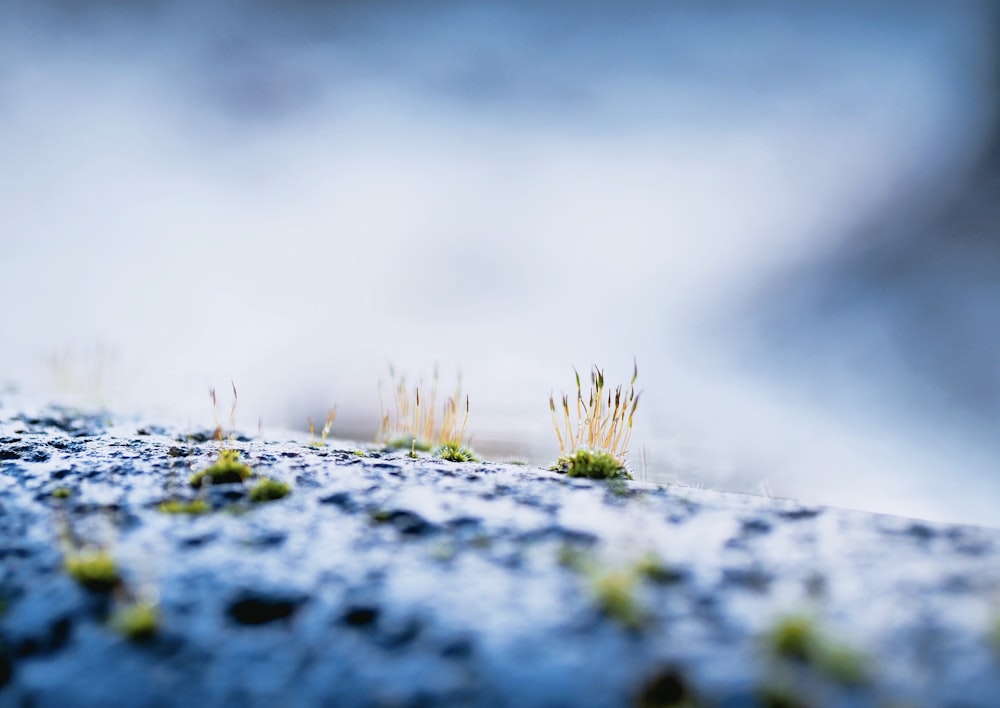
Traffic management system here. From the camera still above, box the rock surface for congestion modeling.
[1,403,999,707]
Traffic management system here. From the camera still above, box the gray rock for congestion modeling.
[0,406,998,707]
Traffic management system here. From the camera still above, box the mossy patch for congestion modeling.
[552,448,631,480]
[190,449,252,487]
[591,569,645,629]
[635,552,679,584]
[249,478,291,503]
[51,487,72,499]
[65,548,119,592]
[158,498,211,515]
[111,602,158,641]
[765,614,868,685]
[434,443,479,462]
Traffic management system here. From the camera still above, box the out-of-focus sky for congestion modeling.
[1,0,998,525]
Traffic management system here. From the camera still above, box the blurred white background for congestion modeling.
[1,1,998,525]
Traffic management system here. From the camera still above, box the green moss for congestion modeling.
[768,615,816,661]
[815,642,868,686]
[64,548,119,592]
[635,552,677,583]
[111,602,158,641]
[352,449,367,457]
[434,443,479,462]
[766,615,869,686]
[249,478,291,503]
[551,448,631,480]
[190,448,252,487]
[757,684,808,708]
[51,487,72,499]
[504,459,527,466]
[158,498,211,515]
[591,569,645,629]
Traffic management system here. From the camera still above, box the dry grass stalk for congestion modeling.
[377,366,470,450]
[549,360,640,463]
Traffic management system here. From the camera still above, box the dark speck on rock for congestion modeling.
[635,666,694,708]
[373,615,423,650]
[375,510,435,536]
[777,507,821,520]
[721,566,773,593]
[741,518,772,536]
[342,605,379,627]
[227,592,305,625]
[320,491,359,511]
[908,523,936,541]
[440,636,474,660]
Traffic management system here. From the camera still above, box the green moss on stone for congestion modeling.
[434,443,479,462]
[551,448,631,480]
[190,448,252,487]
[766,614,869,686]
[158,498,211,515]
[65,548,119,592]
[111,602,158,641]
[591,569,645,629]
[51,487,72,499]
[249,478,291,503]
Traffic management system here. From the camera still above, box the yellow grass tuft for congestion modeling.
[549,360,640,464]
[377,366,472,452]
[308,408,338,446]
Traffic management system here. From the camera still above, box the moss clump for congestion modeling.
[158,498,211,515]
[65,548,119,592]
[111,602,158,641]
[434,443,479,462]
[635,552,678,584]
[552,448,631,480]
[51,487,72,499]
[249,478,291,503]
[768,615,815,661]
[190,448,252,487]
[591,569,645,629]
[766,615,868,685]
[815,642,868,686]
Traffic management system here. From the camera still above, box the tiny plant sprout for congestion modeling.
[158,498,211,515]
[190,449,253,488]
[111,601,159,641]
[308,408,338,447]
[591,569,645,630]
[765,614,869,686]
[64,547,120,592]
[209,381,240,446]
[377,365,478,459]
[249,478,291,503]
[549,360,640,480]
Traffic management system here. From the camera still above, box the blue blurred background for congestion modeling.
[1,0,998,525]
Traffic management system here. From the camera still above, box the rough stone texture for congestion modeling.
[1,403,999,707]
